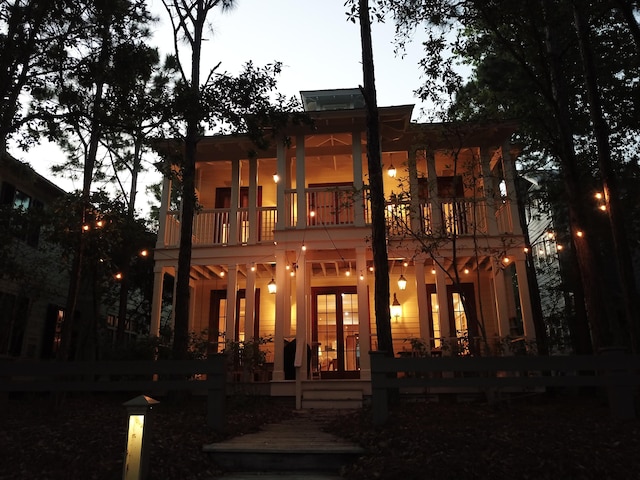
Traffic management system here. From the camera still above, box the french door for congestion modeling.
[312,287,360,379]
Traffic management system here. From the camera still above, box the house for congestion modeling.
[150,88,536,402]
[0,153,69,359]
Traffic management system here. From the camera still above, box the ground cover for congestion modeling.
[1,391,638,479]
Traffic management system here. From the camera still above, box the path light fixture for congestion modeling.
[122,395,159,480]
[268,278,277,294]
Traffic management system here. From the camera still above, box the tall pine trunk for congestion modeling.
[358,0,393,355]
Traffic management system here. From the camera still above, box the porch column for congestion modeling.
[502,143,523,235]
[435,263,451,341]
[492,259,512,339]
[426,150,442,232]
[296,134,306,229]
[514,259,536,339]
[150,266,166,337]
[294,250,307,380]
[272,249,287,381]
[245,263,256,340]
[415,261,431,345]
[276,141,286,230]
[228,160,240,244]
[481,147,499,236]
[156,173,171,248]
[407,148,422,234]
[352,131,365,227]
[248,157,258,244]
[225,264,239,342]
[356,247,371,380]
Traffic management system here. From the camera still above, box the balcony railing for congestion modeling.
[162,196,512,248]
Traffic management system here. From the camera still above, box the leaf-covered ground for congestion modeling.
[1,390,638,479]
[327,391,640,480]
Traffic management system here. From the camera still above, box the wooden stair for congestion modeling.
[203,411,364,474]
[300,380,365,409]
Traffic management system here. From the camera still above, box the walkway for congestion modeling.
[203,410,364,479]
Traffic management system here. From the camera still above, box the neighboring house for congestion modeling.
[150,88,536,401]
[0,153,69,359]
[522,172,574,353]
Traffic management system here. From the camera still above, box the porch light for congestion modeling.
[267,278,276,294]
[431,268,436,274]
[388,163,396,178]
[273,172,280,183]
[397,274,407,290]
[463,268,470,275]
[391,293,401,320]
[359,271,364,281]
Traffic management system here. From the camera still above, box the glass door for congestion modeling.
[312,287,360,379]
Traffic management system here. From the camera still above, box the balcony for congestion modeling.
[161,191,515,249]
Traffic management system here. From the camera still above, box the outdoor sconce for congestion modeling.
[267,278,277,294]
[122,395,159,480]
[391,293,402,321]
[397,274,407,291]
[273,172,280,183]
[387,163,396,178]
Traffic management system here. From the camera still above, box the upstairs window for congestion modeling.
[0,181,42,247]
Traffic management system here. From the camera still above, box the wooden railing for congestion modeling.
[0,356,227,430]
[370,352,640,425]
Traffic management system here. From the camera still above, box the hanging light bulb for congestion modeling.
[397,274,407,290]
[301,243,307,251]
[359,271,364,281]
[267,278,276,294]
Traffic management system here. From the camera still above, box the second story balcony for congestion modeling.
[156,119,522,250]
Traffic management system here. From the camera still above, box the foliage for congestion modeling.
[224,335,273,374]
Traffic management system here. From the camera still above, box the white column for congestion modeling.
[296,134,306,229]
[502,143,523,235]
[492,259,512,338]
[248,157,258,244]
[272,249,287,381]
[245,263,257,340]
[407,148,422,234]
[228,160,240,244]
[295,251,307,375]
[435,263,450,340]
[276,141,286,229]
[150,266,165,337]
[481,147,499,236]
[225,265,238,342]
[356,247,371,379]
[426,150,442,232]
[415,261,431,345]
[352,131,365,226]
[514,259,536,339]
[156,174,171,248]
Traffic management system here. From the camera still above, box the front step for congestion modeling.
[203,415,364,473]
[301,389,363,409]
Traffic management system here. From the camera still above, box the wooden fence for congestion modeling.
[370,351,640,425]
[0,355,227,430]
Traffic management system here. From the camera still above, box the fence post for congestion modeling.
[600,348,636,420]
[207,354,227,431]
[370,351,390,426]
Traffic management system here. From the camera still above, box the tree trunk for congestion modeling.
[572,0,640,352]
[172,1,205,360]
[540,0,611,351]
[358,0,393,356]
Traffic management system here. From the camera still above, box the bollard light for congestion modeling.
[123,395,159,480]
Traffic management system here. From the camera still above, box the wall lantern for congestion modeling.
[272,172,280,183]
[387,163,397,178]
[397,274,407,290]
[267,278,277,294]
[390,293,402,321]
[122,395,159,480]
